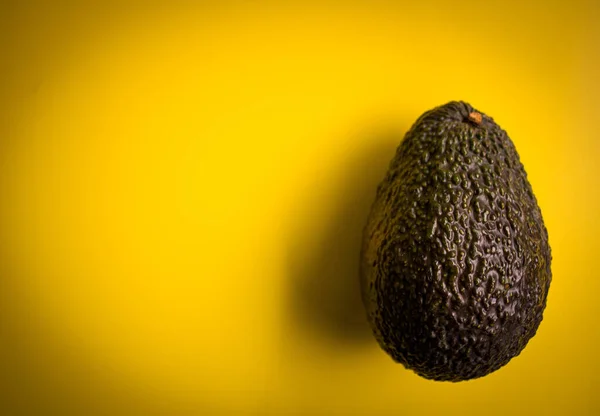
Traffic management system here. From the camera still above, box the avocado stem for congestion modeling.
[468,112,483,125]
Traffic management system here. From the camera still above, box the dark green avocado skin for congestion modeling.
[360,101,552,382]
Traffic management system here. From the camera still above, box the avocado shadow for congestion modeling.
[287,127,408,346]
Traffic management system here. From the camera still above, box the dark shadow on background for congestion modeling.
[287,127,407,346]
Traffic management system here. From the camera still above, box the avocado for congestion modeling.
[360,101,551,381]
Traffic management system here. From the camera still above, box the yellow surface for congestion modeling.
[1,1,599,415]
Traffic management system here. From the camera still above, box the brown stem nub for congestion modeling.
[468,111,483,125]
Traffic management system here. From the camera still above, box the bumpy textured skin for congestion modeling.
[361,101,552,381]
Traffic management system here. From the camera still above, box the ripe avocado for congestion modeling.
[360,101,551,381]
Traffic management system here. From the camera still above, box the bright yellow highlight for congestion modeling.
[1,1,599,415]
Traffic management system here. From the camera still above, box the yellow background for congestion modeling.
[1,1,599,415]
